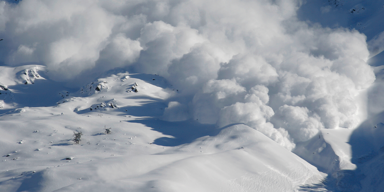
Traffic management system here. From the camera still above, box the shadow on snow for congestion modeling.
[0,171,45,192]
[0,78,76,115]
[299,111,384,191]
[128,118,219,147]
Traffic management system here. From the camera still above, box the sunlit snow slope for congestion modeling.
[0,66,323,191]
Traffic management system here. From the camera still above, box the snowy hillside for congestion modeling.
[1,0,384,191]
[0,67,324,191]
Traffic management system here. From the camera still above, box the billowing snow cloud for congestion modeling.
[0,0,375,149]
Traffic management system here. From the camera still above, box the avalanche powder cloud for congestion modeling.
[0,0,375,149]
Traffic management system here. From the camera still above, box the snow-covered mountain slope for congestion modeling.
[0,65,75,109]
[297,111,384,192]
[298,0,384,66]
[340,112,384,191]
[294,129,355,175]
[2,0,384,191]
[0,67,324,192]
[294,1,384,190]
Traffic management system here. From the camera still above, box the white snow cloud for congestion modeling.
[0,0,375,149]
[162,101,189,122]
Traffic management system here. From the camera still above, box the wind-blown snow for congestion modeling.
[0,0,376,149]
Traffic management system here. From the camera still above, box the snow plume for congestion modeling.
[0,0,375,149]
[368,31,384,58]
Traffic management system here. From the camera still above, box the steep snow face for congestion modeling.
[0,71,324,192]
[297,111,384,191]
[294,129,357,174]
[298,0,384,40]
[298,0,384,65]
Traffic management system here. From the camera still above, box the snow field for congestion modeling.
[0,67,324,191]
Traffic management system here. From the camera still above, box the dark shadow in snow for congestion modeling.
[299,170,364,192]
[51,143,72,146]
[0,76,77,116]
[118,99,167,117]
[299,111,384,191]
[117,94,219,146]
[113,93,219,146]
[0,108,19,117]
[15,171,45,192]
[1,0,21,5]
[298,182,327,192]
[51,140,73,146]
[92,133,105,136]
[129,118,219,146]
[296,0,384,44]
[6,78,76,107]
[77,94,218,146]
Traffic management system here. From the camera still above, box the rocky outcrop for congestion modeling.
[17,68,42,85]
